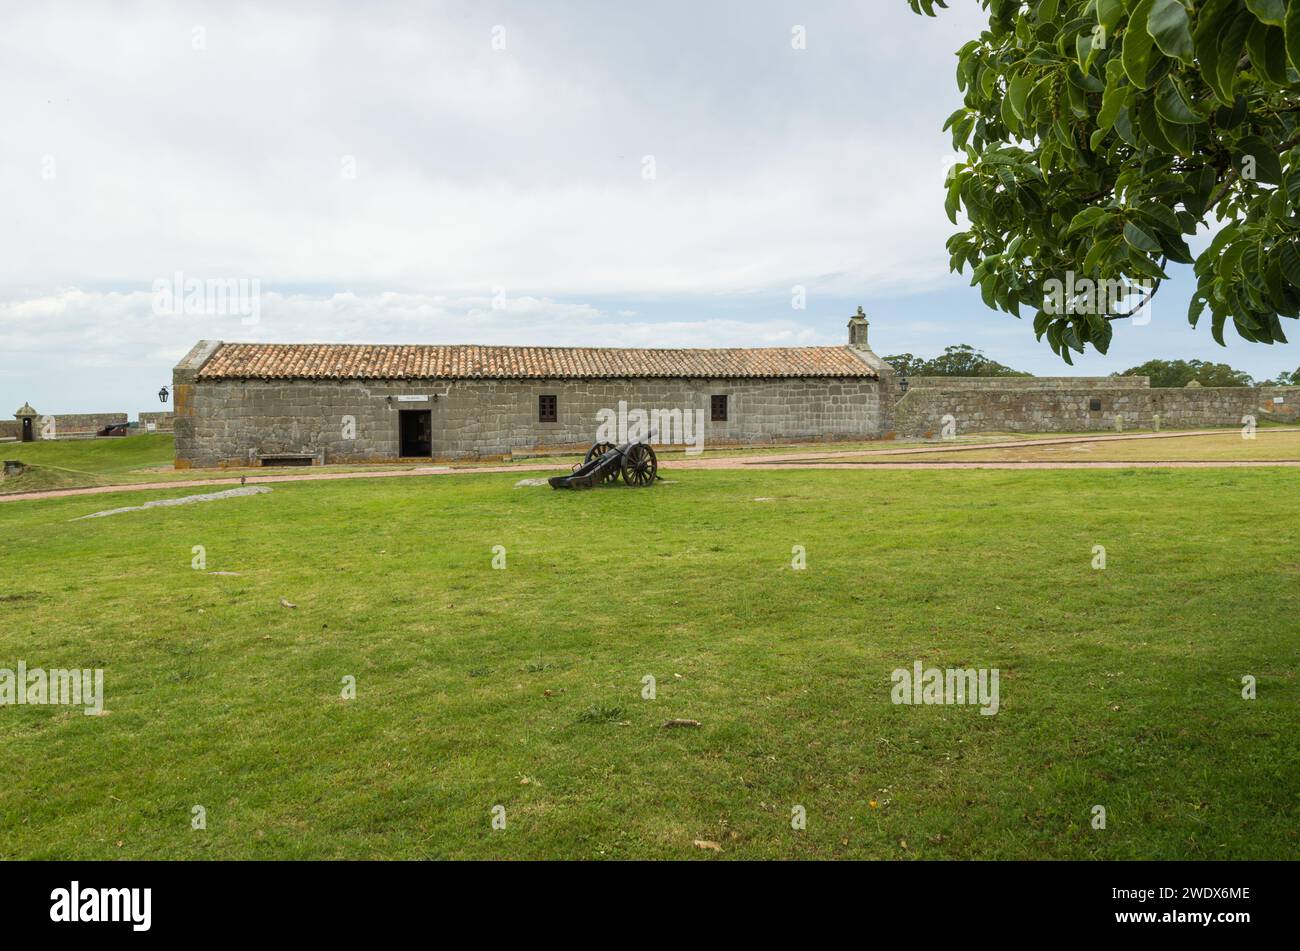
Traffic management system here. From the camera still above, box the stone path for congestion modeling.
[3,429,1298,503]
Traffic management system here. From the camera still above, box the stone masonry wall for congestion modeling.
[0,413,128,439]
[138,412,174,432]
[1150,386,1300,427]
[174,376,885,467]
[894,376,1300,437]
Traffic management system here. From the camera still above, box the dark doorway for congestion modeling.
[20,418,32,442]
[399,409,432,457]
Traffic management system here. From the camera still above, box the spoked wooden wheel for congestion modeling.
[621,443,657,487]
[585,442,618,484]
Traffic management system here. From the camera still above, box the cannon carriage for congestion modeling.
[548,441,658,490]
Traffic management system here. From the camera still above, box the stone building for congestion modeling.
[172,310,894,468]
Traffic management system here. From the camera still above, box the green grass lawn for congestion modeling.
[0,434,176,492]
[0,466,1296,859]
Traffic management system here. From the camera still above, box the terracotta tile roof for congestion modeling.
[194,343,878,380]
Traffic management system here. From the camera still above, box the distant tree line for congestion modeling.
[882,344,1031,379]
[883,347,1298,388]
[1109,359,1297,388]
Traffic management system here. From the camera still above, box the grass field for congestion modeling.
[0,434,177,492]
[1,461,1296,859]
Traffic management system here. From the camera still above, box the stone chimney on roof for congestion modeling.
[847,306,870,349]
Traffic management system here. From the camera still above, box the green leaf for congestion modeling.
[1007,73,1033,121]
[1217,10,1254,101]
[1158,111,1196,155]
[1147,0,1194,63]
[1097,0,1125,33]
[1093,318,1113,354]
[1113,104,1138,146]
[1123,220,1163,253]
[1154,75,1201,124]
[1237,135,1283,185]
[1138,202,1181,236]
[1287,0,1300,72]
[1067,206,1107,234]
[945,179,961,225]
[1246,0,1286,29]
[1137,95,1179,153]
[1211,308,1228,346]
[1185,165,1218,219]
[1247,21,1290,84]
[1278,241,1300,288]
[1000,91,1022,134]
[1098,75,1129,130]
[1195,0,1239,104]
[1123,0,1158,88]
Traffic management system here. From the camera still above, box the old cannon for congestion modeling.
[549,441,658,489]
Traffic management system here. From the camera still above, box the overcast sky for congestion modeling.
[4,1,1299,414]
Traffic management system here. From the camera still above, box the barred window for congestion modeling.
[539,394,557,423]
[711,394,728,422]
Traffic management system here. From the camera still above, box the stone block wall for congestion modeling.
[174,376,885,467]
[894,376,1300,437]
[2,413,128,438]
[1150,386,1300,427]
[138,412,174,432]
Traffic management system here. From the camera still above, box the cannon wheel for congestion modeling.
[585,442,619,484]
[621,443,657,487]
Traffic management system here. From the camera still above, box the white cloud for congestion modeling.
[0,2,983,298]
[20,5,1288,404]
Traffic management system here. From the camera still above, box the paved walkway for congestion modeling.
[3,429,1298,503]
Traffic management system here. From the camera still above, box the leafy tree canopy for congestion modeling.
[1111,356,1258,384]
[883,343,1033,376]
[910,0,1300,363]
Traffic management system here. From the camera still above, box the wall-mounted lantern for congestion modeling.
[158,386,169,403]
[899,374,910,394]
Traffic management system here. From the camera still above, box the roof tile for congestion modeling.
[195,343,877,381]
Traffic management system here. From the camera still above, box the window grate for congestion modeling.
[539,394,557,423]
[711,394,728,422]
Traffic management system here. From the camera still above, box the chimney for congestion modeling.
[847,306,870,349]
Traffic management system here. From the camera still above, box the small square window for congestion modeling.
[1089,398,1102,411]
[711,394,728,422]
[539,394,557,423]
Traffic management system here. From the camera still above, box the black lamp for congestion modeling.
[899,374,910,394]
[158,386,169,403]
